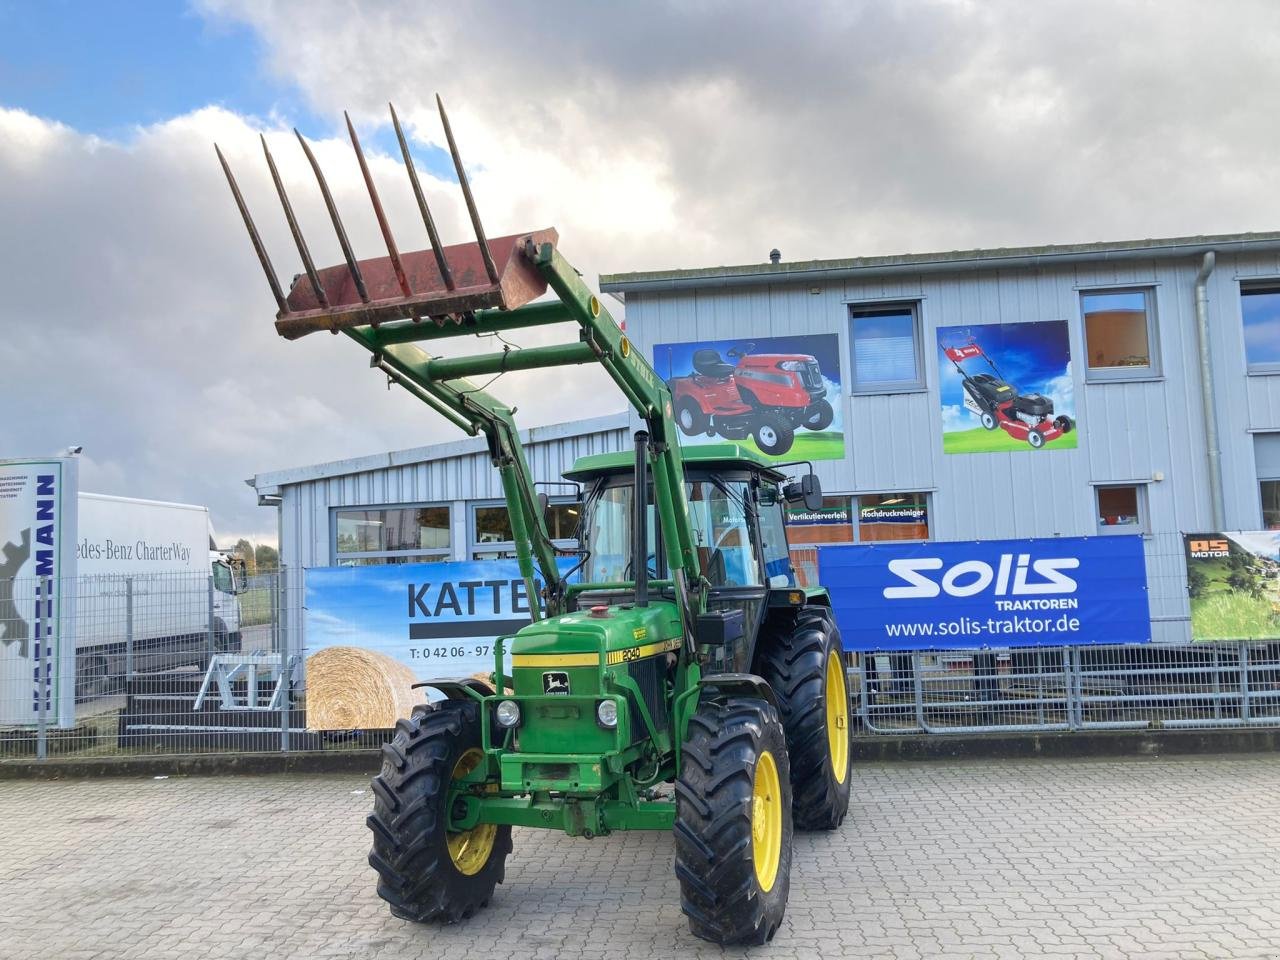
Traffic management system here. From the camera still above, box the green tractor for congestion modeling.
[217,97,851,945]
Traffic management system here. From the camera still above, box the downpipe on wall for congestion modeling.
[1194,250,1225,531]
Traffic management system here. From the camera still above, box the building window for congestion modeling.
[849,303,924,393]
[1239,284,1280,373]
[856,493,930,542]
[1263,481,1280,530]
[334,504,451,565]
[1080,288,1160,379]
[784,492,929,585]
[1095,484,1148,535]
[470,500,580,560]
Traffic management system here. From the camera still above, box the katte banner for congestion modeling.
[303,559,575,729]
[819,535,1149,651]
[0,458,78,728]
[1184,532,1280,642]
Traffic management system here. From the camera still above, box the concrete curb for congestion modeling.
[1,727,1275,780]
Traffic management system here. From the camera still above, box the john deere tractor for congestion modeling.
[217,97,851,945]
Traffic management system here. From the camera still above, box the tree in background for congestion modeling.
[254,544,279,573]
[232,538,256,575]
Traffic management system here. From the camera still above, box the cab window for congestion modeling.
[758,487,795,587]
[687,480,761,587]
[212,561,234,594]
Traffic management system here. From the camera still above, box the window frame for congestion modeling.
[1238,281,1280,375]
[854,491,932,544]
[1094,483,1150,536]
[467,498,580,561]
[331,501,453,565]
[848,301,926,395]
[1079,286,1162,382]
[1261,479,1280,531]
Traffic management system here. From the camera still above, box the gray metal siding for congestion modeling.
[623,251,1280,644]
[276,422,628,572]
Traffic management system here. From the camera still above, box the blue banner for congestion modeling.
[305,558,578,683]
[819,535,1150,651]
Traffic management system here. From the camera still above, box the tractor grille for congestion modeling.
[627,656,669,739]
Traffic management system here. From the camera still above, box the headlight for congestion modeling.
[495,700,521,728]
[596,699,619,729]
[778,360,804,371]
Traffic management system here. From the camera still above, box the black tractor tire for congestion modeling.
[756,605,852,830]
[675,696,793,945]
[367,699,513,923]
[676,397,711,437]
[751,411,795,457]
[801,399,834,431]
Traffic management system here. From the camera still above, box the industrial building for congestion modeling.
[249,230,1280,646]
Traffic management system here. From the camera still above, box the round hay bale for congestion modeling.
[305,646,420,730]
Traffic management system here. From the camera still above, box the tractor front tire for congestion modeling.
[801,399,834,431]
[367,699,512,923]
[757,606,852,830]
[675,696,792,945]
[676,397,711,437]
[751,411,795,457]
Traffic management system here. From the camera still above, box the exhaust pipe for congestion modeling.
[633,430,649,608]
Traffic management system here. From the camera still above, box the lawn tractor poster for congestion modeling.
[303,559,574,730]
[652,334,844,462]
[937,320,1077,454]
[1185,532,1280,641]
[820,535,1149,651]
[0,458,78,728]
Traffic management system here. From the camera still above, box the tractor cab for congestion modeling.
[565,443,820,673]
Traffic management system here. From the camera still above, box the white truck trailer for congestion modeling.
[75,494,243,696]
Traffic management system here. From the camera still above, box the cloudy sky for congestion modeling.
[3,0,1279,545]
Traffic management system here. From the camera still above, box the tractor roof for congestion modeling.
[565,443,786,481]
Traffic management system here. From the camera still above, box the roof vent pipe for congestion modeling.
[769,248,781,264]
[1193,250,1225,530]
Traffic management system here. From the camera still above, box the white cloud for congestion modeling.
[941,404,971,433]
[10,0,1280,542]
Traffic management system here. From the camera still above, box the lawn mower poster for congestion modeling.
[937,320,1077,454]
[303,559,576,730]
[652,333,844,461]
[1184,532,1280,642]
[818,535,1149,651]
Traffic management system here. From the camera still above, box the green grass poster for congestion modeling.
[1185,532,1280,641]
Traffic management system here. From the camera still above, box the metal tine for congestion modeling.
[294,128,370,304]
[345,111,412,299]
[215,144,287,312]
[260,134,327,307]
[436,94,500,286]
[389,102,455,291]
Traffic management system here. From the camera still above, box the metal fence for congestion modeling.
[2,567,1279,760]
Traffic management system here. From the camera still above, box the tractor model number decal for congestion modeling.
[606,637,681,666]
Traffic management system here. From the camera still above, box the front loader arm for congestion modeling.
[216,95,705,625]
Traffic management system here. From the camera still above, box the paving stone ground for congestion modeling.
[1,754,1278,959]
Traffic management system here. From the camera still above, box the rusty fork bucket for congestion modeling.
[216,95,556,340]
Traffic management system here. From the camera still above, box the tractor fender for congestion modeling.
[411,677,495,701]
[697,672,778,710]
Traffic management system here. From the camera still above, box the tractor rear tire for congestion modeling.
[757,606,852,830]
[751,411,795,457]
[367,699,512,923]
[674,696,792,945]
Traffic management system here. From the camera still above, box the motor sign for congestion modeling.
[819,535,1150,651]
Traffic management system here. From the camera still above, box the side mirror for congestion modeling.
[783,473,823,512]
[537,491,550,515]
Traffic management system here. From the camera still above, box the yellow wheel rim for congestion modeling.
[751,750,783,892]
[446,748,496,876]
[826,651,850,785]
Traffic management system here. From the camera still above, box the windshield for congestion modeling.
[212,560,234,594]
[580,477,762,588]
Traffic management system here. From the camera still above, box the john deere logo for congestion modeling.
[543,672,570,696]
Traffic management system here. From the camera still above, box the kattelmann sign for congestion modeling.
[819,535,1149,651]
